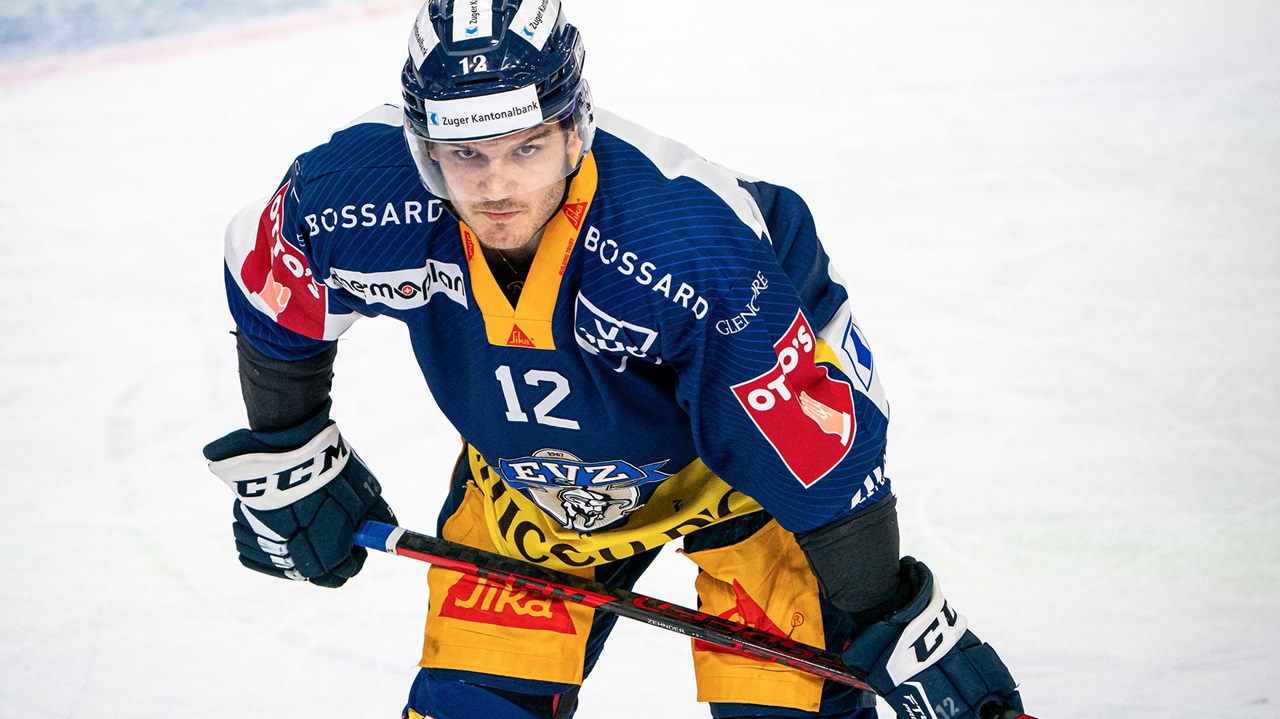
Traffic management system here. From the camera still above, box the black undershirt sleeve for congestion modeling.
[795,494,911,627]
[236,333,337,432]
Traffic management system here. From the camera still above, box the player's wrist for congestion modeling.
[840,558,1023,719]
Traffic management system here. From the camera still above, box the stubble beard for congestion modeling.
[457,178,568,256]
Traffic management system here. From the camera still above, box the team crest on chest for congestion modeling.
[499,449,670,531]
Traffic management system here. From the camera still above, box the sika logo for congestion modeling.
[561,201,587,230]
[508,325,536,347]
[440,574,577,633]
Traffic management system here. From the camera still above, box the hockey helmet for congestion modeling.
[402,0,594,202]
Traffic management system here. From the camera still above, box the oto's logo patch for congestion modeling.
[731,311,855,487]
[240,182,327,338]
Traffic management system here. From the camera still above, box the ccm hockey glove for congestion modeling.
[204,403,395,588]
[841,558,1023,719]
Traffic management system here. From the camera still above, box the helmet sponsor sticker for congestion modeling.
[511,0,560,50]
[326,260,468,310]
[453,0,494,41]
[408,3,440,69]
[731,310,856,487]
[422,84,542,140]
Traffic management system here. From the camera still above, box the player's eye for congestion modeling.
[451,147,480,161]
[514,144,541,158]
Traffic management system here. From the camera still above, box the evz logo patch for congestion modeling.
[731,310,855,487]
[499,449,670,531]
[574,294,660,372]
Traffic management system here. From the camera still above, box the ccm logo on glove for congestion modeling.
[887,582,969,686]
[210,425,350,511]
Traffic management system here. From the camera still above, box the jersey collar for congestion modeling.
[460,152,598,350]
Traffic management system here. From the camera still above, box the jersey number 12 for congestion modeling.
[495,365,580,430]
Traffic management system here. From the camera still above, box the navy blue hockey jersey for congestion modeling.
[224,105,891,570]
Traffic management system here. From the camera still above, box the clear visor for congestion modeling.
[405,93,593,204]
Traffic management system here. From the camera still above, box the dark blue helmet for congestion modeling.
[401,0,586,138]
[401,1,595,202]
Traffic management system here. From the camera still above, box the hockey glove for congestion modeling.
[204,403,395,588]
[841,558,1024,719]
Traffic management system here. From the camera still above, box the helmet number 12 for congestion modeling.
[495,365,580,430]
[459,55,489,75]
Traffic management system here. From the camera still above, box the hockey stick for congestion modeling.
[354,520,1035,719]
[355,519,871,689]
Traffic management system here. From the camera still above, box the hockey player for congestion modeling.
[204,2,1029,718]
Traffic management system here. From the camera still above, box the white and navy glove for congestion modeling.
[204,404,395,588]
[840,558,1023,719]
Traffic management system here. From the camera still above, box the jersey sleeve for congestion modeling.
[677,181,892,535]
[223,160,362,361]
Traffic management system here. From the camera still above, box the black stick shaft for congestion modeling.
[354,520,872,690]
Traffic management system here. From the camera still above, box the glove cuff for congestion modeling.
[207,421,352,511]
[843,559,969,689]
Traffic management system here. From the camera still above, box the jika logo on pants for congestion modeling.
[731,310,855,487]
[439,574,577,634]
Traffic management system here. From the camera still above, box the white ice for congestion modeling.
[1,1,1278,717]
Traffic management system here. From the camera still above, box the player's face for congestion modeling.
[431,126,581,251]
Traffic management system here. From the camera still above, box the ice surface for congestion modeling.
[1,1,1278,717]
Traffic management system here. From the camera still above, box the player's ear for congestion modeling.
[565,124,584,159]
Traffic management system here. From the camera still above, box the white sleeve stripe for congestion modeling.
[596,109,770,242]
